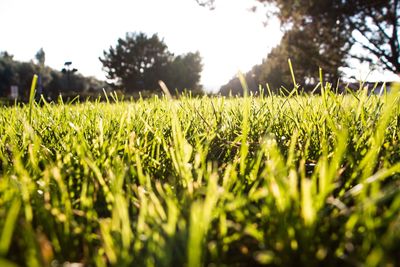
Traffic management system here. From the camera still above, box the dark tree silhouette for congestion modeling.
[100,32,172,93]
[258,0,399,73]
[0,51,106,101]
[166,52,203,93]
[100,32,203,94]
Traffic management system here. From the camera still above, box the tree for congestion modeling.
[259,25,347,91]
[100,32,172,93]
[166,51,203,93]
[0,57,44,101]
[219,65,262,96]
[100,32,203,94]
[0,51,106,101]
[34,48,52,97]
[258,0,400,74]
[35,48,45,67]
[0,52,17,97]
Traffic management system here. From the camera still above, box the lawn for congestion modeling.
[0,83,399,266]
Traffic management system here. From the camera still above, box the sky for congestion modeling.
[0,0,398,92]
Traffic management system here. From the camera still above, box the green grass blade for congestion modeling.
[28,74,38,124]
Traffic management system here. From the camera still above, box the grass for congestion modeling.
[0,81,400,266]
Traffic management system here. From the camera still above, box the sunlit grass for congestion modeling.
[0,82,399,266]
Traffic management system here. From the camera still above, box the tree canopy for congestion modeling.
[258,0,399,74]
[35,48,45,67]
[166,51,203,93]
[198,0,398,93]
[100,32,203,94]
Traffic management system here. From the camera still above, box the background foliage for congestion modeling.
[100,32,203,94]
[0,51,106,102]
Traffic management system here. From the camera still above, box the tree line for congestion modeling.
[0,50,107,102]
[0,32,203,102]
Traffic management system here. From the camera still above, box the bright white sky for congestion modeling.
[0,0,283,91]
[0,0,398,92]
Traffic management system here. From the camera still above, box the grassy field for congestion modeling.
[0,82,400,266]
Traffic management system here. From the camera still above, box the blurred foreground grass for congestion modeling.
[0,84,400,266]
